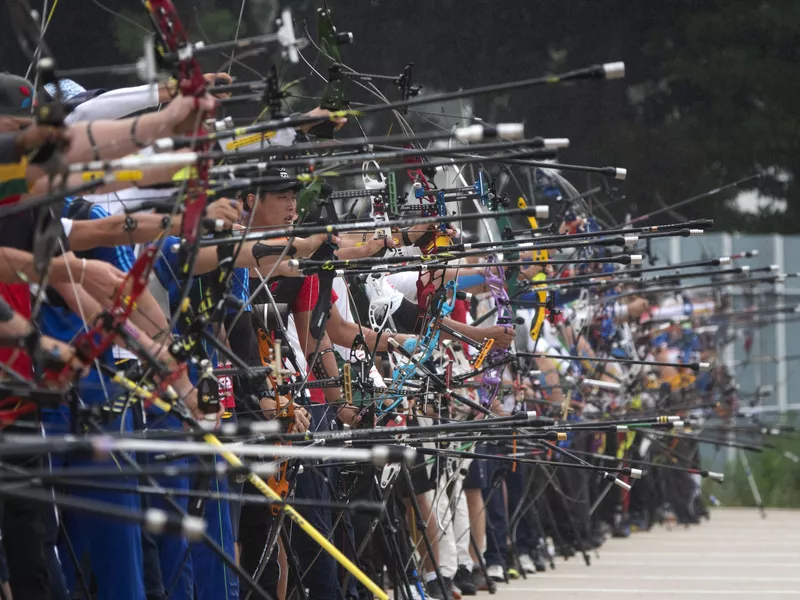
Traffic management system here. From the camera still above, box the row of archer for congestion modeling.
[0,1,790,599]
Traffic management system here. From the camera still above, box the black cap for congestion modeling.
[0,73,34,116]
[242,166,300,195]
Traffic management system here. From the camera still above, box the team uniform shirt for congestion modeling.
[152,236,250,380]
[249,273,329,404]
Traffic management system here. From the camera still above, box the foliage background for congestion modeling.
[2,0,799,232]
[705,430,800,508]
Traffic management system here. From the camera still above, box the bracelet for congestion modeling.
[78,258,87,286]
[85,121,101,161]
[130,115,148,149]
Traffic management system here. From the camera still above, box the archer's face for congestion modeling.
[253,190,297,227]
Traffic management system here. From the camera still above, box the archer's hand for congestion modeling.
[15,124,71,154]
[298,107,347,134]
[337,404,360,426]
[39,337,88,378]
[482,324,516,350]
[293,404,310,433]
[81,260,126,304]
[204,72,233,99]
[205,198,242,231]
[366,234,398,255]
[159,93,219,136]
[293,233,341,258]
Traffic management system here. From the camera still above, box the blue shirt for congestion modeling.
[152,235,250,382]
[38,199,135,420]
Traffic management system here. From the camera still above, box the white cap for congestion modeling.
[614,167,628,180]
[181,515,207,541]
[543,138,570,149]
[535,205,549,219]
[614,478,632,491]
[630,468,643,479]
[719,256,732,266]
[153,137,174,153]
[630,254,643,265]
[455,125,485,142]
[708,471,725,482]
[144,508,168,535]
[623,235,638,247]
[603,61,626,79]
[496,123,525,139]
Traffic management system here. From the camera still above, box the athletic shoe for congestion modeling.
[518,554,537,575]
[453,566,477,596]
[486,564,505,582]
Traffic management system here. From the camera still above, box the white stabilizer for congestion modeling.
[535,205,549,219]
[72,152,199,172]
[630,468,643,479]
[672,420,685,429]
[719,256,732,266]
[247,421,281,435]
[496,123,525,139]
[698,362,712,372]
[544,138,570,149]
[525,411,538,420]
[623,235,638,247]
[613,478,632,491]
[153,138,175,153]
[214,117,234,132]
[630,254,643,265]
[614,167,627,180]
[144,508,168,535]
[603,61,626,79]
[181,516,207,542]
[455,125,485,142]
[689,229,703,236]
[769,264,780,271]
[578,378,621,391]
[616,425,628,432]
[667,415,680,422]
[708,471,725,482]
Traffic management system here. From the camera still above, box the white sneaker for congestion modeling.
[486,564,505,581]
[518,554,536,575]
[394,586,423,600]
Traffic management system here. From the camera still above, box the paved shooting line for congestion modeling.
[491,508,800,599]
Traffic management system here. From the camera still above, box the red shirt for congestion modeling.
[0,283,32,379]
[269,276,338,405]
[451,299,469,324]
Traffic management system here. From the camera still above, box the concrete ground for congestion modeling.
[489,507,800,599]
